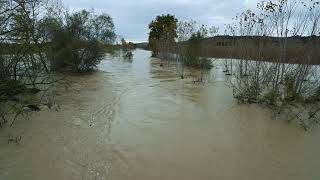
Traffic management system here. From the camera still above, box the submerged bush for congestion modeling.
[0,0,116,127]
[47,10,116,72]
[123,51,133,59]
[260,89,281,106]
[182,56,213,69]
[0,80,27,98]
[48,39,105,72]
[224,0,320,130]
[181,31,213,70]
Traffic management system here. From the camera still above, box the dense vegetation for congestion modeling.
[148,15,218,80]
[223,0,320,130]
[0,0,116,127]
[147,0,320,129]
[47,9,116,72]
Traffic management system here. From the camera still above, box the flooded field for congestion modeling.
[1,49,320,180]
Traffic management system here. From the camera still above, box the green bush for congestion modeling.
[261,89,280,106]
[46,10,115,72]
[283,74,296,101]
[182,32,213,69]
[234,84,261,103]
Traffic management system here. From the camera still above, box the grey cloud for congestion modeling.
[62,0,259,42]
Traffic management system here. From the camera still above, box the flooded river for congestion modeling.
[1,49,320,180]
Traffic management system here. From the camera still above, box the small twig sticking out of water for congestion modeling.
[7,134,22,144]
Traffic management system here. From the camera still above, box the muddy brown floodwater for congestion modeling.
[1,49,320,180]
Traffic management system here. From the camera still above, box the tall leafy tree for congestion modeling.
[148,14,177,57]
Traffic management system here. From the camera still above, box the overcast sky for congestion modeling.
[62,0,259,42]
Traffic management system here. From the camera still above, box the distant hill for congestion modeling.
[135,36,320,64]
[134,42,149,50]
[199,35,320,64]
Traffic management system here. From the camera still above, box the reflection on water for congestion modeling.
[1,49,320,180]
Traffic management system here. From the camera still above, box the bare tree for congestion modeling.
[227,0,320,129]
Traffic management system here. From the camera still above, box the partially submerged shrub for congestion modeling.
[123,51,133,59]
[233,84,261,103]
[77,41,106,72]
[0,1,116,128]
[224,0,320,130]
[183,57,213,69]
[260,89,280,106]
[0,80,27,99]
[49,40,105,72]
[47,10,115,72]
[183,32,213,69]
[283,74,298,102]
